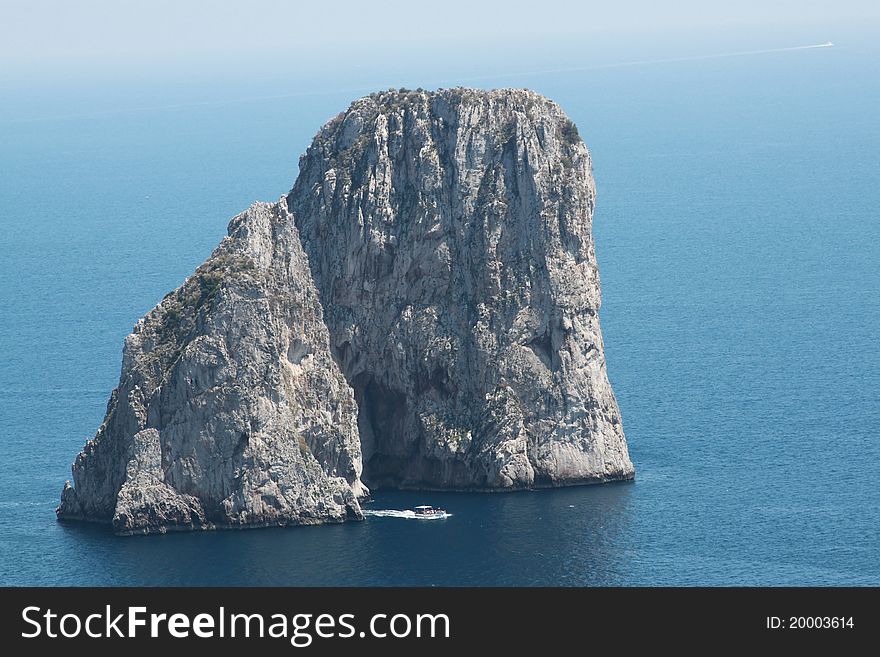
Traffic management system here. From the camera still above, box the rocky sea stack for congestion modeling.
[58,88,634,535]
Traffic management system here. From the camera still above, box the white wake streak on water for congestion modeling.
[474,42,836,80]
[362,509,450,520]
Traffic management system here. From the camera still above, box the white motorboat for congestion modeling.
[413,505,448,519]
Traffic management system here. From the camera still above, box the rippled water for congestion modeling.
[1,36,878,585]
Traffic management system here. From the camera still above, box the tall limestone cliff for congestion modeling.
[58,88,633,535]
[289,88,633,490]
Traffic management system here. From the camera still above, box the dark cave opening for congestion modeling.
[352,373,413,489]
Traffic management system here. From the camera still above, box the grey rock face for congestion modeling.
[289,88,633,490]
[58,201,365,534]
[59,88,632,535]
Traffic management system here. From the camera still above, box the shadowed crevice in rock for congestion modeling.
[353,374,414,488]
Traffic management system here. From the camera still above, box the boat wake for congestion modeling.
[362,509,450,520]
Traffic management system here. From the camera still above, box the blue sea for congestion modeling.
[1,33,878,585]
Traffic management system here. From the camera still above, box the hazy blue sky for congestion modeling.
[3,0,877,80]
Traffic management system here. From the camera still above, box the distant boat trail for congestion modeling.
[475,42,835,80]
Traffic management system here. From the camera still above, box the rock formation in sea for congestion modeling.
[58,88,634,535]
[57,202,365,535]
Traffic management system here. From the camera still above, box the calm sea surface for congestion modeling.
[1,38,878,585]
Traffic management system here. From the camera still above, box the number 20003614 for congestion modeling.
[767,617,854,629]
